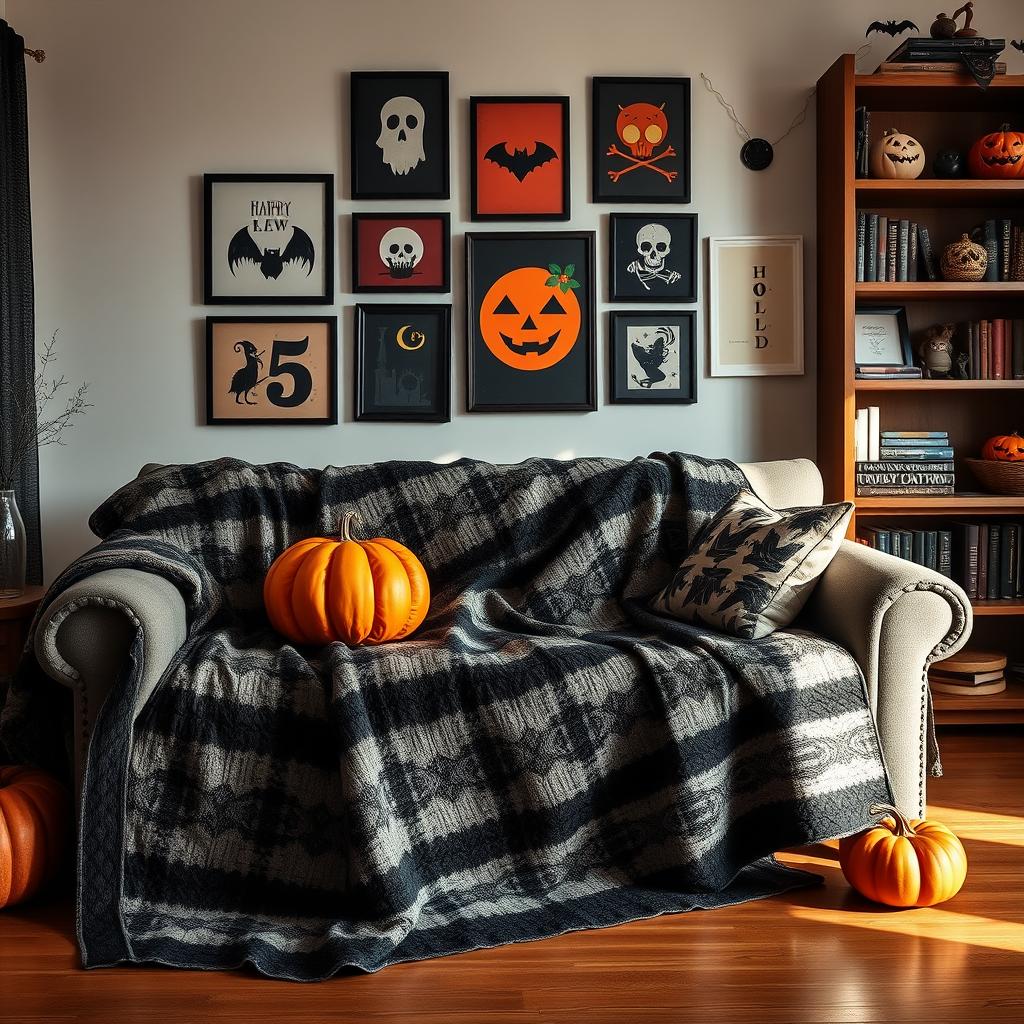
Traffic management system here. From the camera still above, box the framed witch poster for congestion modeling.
[204,174,333,304]
[351,212,450,293]
[355,304,451,422]
[609,311,696,404]
[205,317,337,425]
[609,213,697,302]
[350,71,450,200]
[466,231,596,412]
[470,96,570,220]
[592,77,691,204]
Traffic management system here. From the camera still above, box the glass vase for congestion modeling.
[0,490,27,599]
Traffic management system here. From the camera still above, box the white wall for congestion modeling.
[10,0,1023,578]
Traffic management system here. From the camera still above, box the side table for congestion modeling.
[0,586,46,693]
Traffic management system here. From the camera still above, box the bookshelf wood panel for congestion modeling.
[854,379,1024,391]
[856,282,1024,300]
[856,180,1024,208]
[855,496,1024,515]
[932,678,1024,725]
[972,599,1024,616]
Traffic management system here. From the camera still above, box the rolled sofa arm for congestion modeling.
[805,540,972,817]
[34,568,187,797]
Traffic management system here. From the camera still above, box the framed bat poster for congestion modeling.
[609,310,696,404]
[466,231,596,412]
[205,317,337,425]
[350,71,450,200]
[609,213,697,302]
[470,96,570,220]
[204,174,334,304]
[591,77,691,204]
[708,236,804,377]
[351,212,451,293]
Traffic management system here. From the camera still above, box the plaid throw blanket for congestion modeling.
[1,455,890,980]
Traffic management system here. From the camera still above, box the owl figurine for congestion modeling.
[918,323,956,379]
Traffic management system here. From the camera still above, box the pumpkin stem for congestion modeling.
[339,510,360,542]
[869,801,914,837]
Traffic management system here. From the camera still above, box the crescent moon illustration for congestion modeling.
[396,324,426,351]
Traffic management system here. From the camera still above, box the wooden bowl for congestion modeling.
[966,457,1024,496]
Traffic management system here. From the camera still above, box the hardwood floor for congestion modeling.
[1,730,1021,1023]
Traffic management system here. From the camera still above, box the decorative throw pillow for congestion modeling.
[650,489,853,640]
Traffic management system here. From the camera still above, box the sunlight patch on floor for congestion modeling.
[926,805,1024,848]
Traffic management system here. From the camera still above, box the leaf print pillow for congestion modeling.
[650,489,853,639]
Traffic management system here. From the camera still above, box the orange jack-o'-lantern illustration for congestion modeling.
[616,102,668,159]
[480,267,581,371]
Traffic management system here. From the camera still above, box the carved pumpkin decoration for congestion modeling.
[871,128,925,180]
[0,766,70,910]
[263,511,430,646]
[839,803,967,908]
[940,233,988,282]
[480,266,581,371]
[982,432,1024,461]
[968,124,1024,179]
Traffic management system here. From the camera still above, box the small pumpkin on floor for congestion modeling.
[839,802,967,908]
[0,766,71,910]
[263,510,430,646]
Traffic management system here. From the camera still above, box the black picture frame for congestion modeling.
[350,71,450,200]
[469,96,571,222]
[203,173,334,305]
[355,304,451,422]
[205,316,338,425]
[854,305,913,368]
[609,213,698,303]
[351,212,451,294]
[466,231,597,412]
[592,76,691,204]
[609,310,697,404]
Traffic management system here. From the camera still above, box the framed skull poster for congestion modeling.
[469,96,570,221]
[350,71,450,200]
[203,174,334,304]
[466,231,596,412]
[592,77,691,204]
[351,212,450,293]
[609,213,697,302]
[609,310,696,404]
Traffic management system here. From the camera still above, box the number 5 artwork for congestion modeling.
[205,317,338,424]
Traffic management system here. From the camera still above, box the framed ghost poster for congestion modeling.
[351,212,450,293]
[591,77,691,204]
[354,304,451,422]
[609,213,697,302]
[609,310,696,404]
[470,96,570,221]
[466,231,596,412]
[204,174,334,304]
[350,71,450,200]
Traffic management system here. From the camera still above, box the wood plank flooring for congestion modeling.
[1,730,1021,1023]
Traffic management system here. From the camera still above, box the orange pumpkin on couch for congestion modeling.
[263,511,430,646]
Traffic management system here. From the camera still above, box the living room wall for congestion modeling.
[10,0,1023,577]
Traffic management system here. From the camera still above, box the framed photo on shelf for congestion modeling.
[466,231,596,412]
[708,235,804,377]
[354,304,451,422]
[203,174,334,305]
[609,310,696,404]
[470,96,570,220]
[854,306,913,367]
[205,316,337,425]
[609,213,697,302]
[350,71,450,200]
[592,76,691,204]
[351,212,451,293]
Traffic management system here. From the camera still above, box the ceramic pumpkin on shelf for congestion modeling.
[981,432,1024,461]
[263,511,430,646]
[839,802,967,908]
[968,123,1024,178]
[870,128,925,180]
[0,766,70,910]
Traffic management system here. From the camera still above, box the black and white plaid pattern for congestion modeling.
[1,455,890,980]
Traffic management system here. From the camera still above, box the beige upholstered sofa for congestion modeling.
[34,458,972,817]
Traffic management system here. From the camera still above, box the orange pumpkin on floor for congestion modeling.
[263,511,430,646]
[0,766,70,909]
[839,802,967,908]
[981,432,1024,462]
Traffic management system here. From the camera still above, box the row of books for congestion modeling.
[855,525,953,577]
[853,423,954,496]
[954,319,1024,380]
[855,213,930,283]
[966,219,1024,283]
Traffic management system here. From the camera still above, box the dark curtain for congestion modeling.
[0,20,41,584]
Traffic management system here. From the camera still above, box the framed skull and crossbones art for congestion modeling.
[592,77,691,203]
[609,213,697,303]
[351,212,451,293]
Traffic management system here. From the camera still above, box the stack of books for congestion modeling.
[856,525,953,577]
[954,521,1023,601]
[855,213,933,283]
[957,318,1024,379]
[929,649,1007,698]
[853,418,954,496]
[879,36,1006,76]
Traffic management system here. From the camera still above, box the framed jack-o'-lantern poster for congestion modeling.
[351,212,451,293]
[470,96,570,221]
[467,231,596,412]
[592,77,691,204]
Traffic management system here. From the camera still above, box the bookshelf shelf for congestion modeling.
[854,379,1024,391]
[856,180,1024,208]
[932,677,1024,725]
[855,282,1024,301]
[855,495,1024,515]
[972,599,1024,617]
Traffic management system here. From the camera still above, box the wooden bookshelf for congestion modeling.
[817,54,1024,726]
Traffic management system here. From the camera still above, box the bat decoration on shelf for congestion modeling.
[1012,40,1024,52]
[865,18,919,37]
[228,225,315,280]
[484,141,558,182]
